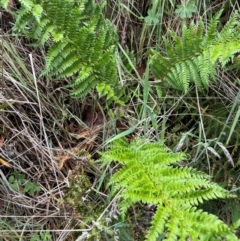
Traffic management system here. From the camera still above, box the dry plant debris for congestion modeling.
[0,33,107,240]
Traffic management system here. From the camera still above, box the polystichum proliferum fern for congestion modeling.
[2,0,118,97]
[150,10,240,93]
[100,138,239,241]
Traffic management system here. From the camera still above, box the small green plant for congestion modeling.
[175,1,197,19]
[8,170,26,192]
[150,10,240,93]
[144,9,161,25]
[30,231,51,241]
[100,138,239,240]
[8,170,40,195]
[24,181,41,195]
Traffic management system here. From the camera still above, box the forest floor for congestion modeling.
[0,1,240,240]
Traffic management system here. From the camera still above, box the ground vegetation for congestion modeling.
[0,0,240,240]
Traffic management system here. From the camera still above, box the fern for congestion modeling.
[150,10,240,93]
[2,0,118,97]
[100,138,239,241]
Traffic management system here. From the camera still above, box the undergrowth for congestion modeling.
[0,0,240,240]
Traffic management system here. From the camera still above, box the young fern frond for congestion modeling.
[150,10,240,93]
[100,138,239,241]
[2,0,118,98]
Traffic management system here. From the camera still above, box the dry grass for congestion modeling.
[0,31,111,240]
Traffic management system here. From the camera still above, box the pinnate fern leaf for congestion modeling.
[3,0,118,98]
[100,138,239,241]
[150,10,240,93]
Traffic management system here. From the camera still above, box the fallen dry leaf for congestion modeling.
[0,158,11,168]
[55,150,72,170]
[76,125,103,140]
[75,129,91,139]
[58,154,71,170]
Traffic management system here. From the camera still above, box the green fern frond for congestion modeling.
[18,0,34,11]
[4,0,118,98]
[208,40,240,66]
[150,10,240,93]
[100,138,239,241]
[202,9,223,46]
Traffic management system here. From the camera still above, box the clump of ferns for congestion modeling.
[1,0,119,98]
[100,137,240,241]
[150,9,240,93]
